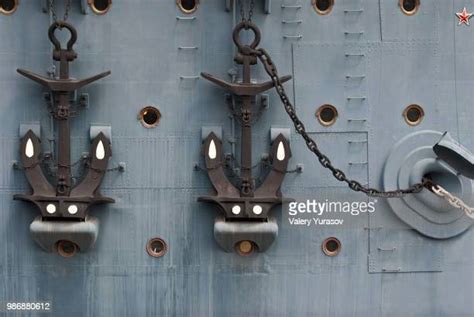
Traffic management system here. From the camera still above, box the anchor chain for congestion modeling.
[428,183,474,219]
[255,44,474,213]
[239,0,255,22]
[247,46,429,198]
[49,0,72,25]
[228,20,474,215]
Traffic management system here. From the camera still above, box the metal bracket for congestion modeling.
[19,122,41,139]
[225,0,271,14]
[201,126,222,142]
[260,94,269,109]
[90,125,112,142]
[270,127,290,143]
[77,93,90,108]
[80,0,90,14]
[42,0,51,13]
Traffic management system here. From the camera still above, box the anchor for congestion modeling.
[14,21,113,222]
[199,21,292,253]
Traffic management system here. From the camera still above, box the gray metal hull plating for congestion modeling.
[0,1,473,316]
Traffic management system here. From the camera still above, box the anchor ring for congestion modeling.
[232,21,261,54]
[48,21,78,52]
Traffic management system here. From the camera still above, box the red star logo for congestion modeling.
[456,7,473,25]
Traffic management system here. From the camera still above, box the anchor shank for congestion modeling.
[59,54,69,80]
[240,57,254,196]
[56,93,72,196]
[54,50,74,196]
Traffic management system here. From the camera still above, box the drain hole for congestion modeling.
[177,0,199,14]
[400,0,420,15]
[322,237,341,256]
[57,240,78,258]
[0,0,17,15]
[312,0,334,15]
[317,104,338,126]
[403,104,424,126]
[146,237,167,258]
[235,240,255,256]
[139,106,161,128]
[89,0,111,15]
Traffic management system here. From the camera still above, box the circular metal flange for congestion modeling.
[89,0,112,15]
[0,0,18,15]
[383,130,473,239]
[322,237,341,256]
[146,237,167,258]
[176,0,199,14]
[316,104,338,126]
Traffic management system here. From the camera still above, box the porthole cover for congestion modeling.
[403,104,424,126]
[177,0,199,14]
[0,0,18,15]
[312,0,334,15]
[139,106,161,128]
[146,237,167,258]
[322,237,341,256]
[399,0,420,16]
[316,104,338,126]
[88,0,112,15]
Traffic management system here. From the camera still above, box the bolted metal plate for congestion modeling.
[270,127,290,143]
[90,125,112,142]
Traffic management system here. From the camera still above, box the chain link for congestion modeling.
[238,0,255,22]
[253,47,430,198]
[429,183,474,219]
[49,0,72,26]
